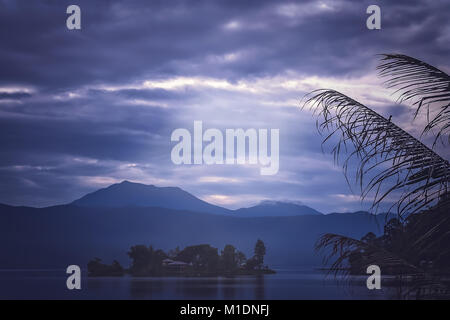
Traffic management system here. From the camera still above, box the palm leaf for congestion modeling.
[405,202,450,267]
[315,233,420,276]
[315,232,450,299]
[303,89,450,216]
[378,54,450,146]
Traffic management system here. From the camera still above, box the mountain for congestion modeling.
[0,204,383,269]
[72,181,322,217]
[0,182,384,269]
[234,200,322,217]
[71,180,232,215]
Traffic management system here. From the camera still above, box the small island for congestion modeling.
[88,239,276,277]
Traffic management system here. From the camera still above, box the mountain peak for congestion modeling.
[71,181,231,215]
[119,180,134,185]
[235,200,322,217]
[71,181,322,217]
[114,180,153,187]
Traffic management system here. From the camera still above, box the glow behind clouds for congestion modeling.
[0,0,448,213]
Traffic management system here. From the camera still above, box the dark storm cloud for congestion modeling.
[0,0,449,211]
[0,91,31,99]
[102,88,193,101]
[1,0,448,91]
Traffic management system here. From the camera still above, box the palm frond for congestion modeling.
[378,54,450,146]
[405,202,450,266]
[315,233,420,276]
[303,89,450,216]
[316,232,450,299]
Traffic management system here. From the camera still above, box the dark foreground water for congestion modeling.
[0,268,397,300]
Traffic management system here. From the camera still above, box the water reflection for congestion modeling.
[175,277,220,299]
[253,276,265,300]
[0,269,395,299]
[221,277,237,299]
[116,276,267,299]
[129,278,164,299]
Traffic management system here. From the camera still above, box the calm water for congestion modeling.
[0,268,395,300]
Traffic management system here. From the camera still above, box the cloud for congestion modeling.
[0,0,448,213]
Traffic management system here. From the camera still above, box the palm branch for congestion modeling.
[303,89,450,216]
[315,233,420,277]
[377,54,450,146]
[315,232,450,299]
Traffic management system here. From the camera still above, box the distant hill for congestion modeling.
[234,200,322,217]
[0,182,386,269]
[71,181,323,217]
[71,180,232,215]
[0,203,383,269]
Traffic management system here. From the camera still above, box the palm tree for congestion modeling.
[378,54,450,147]
[303,54,450,299]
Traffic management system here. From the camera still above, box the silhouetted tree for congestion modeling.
[89,241,274,277]
[176,244,220,273]
[254,239,266,270]
[307,54,450,299]
[361,232,377,245]
[221,244,237,272]
[127,245,167,276]
[87,258,125,277]
[235,250,247,268]
[168,246,181,258]
[244,256,258,271]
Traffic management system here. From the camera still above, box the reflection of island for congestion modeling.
[88,239,275,277]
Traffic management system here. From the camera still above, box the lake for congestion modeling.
[0,268,397,300]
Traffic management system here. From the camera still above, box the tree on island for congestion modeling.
[221,244,237,273]
[220,245,247,272]
[88,240,274,277]
[235,250,247,268]
[87,258,125,277]
[127,245,167,276]
[176,244,220,273]
[244,239,267,271]
[254,239,266,270]
[168,246,181,258]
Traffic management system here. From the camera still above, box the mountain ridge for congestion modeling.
[71,180,232,215]
[234,200,322,217]
[71,180,322,217]
[0,204,382,269]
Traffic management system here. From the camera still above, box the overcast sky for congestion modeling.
[0,0,449,213]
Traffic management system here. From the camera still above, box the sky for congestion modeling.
[0,0,449,213]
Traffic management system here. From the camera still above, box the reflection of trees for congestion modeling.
[129,278,164,299]
[253,275,265,300]
[174,278,220,299]
[221,277,237,299]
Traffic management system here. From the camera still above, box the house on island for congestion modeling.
[162,258,191,274]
